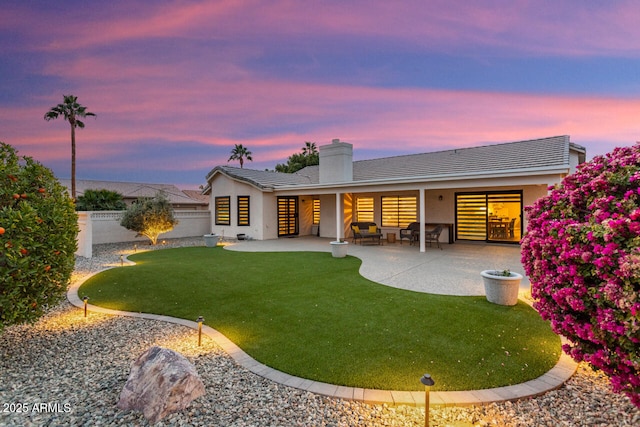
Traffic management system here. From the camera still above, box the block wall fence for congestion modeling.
[76,210,211,258]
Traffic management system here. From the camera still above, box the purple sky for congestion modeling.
[1,1,639,189]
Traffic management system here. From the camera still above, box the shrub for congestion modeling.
[75,188,126,211]
[521,143,640,407]
[0,142,77,331]
[120,192,177,245]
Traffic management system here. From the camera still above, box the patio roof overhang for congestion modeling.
[270,164,570,196]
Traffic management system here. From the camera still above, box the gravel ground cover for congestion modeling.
[0,238,638,426]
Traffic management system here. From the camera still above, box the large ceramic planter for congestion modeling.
[481,270,523,306]
[330,241,348,258]
[203,234,219,247]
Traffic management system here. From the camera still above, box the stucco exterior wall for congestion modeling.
[206,169,561,243]
[208,174,268,240]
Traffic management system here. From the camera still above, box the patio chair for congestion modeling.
[350,222,383,245]
[399,222,420,245]
[424,225,443,249]
[508,218,517,238]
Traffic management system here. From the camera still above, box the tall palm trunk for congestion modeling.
[44,95,95,201]
[70,118,76,199]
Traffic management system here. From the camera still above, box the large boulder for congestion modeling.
[117,346,205,423]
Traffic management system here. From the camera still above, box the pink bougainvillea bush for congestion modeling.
[521,143,640,407]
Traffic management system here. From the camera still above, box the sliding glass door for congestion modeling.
[455,192,522,243]
[277,196,299,237]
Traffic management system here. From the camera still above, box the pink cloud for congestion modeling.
[24,71,639,165]
[9,1,640,57]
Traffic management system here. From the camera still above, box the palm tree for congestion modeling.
[302,141,318,157]
[44,95,96,199]
[228,144,253,168]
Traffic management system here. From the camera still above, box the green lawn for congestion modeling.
[79,246,560,391]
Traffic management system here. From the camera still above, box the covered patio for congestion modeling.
[224,237,530,296]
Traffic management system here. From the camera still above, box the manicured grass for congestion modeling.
[79,247,560,391]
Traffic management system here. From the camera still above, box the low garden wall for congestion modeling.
[76,210,211,258]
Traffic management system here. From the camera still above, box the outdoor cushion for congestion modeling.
[368,225,377,233]
[353,225,360,233]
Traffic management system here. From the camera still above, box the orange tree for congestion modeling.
[0,142,77,331]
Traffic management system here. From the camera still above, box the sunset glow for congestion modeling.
[1,1,639,188]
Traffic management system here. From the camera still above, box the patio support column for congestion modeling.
[419,187,426,253]
[335,192,343,240]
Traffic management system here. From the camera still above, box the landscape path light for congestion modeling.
[420,373,435,427]
[196,316,205,346]
[83,296,89,318]
[120,254,124,266]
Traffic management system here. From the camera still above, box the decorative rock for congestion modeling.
[117,346,205,423]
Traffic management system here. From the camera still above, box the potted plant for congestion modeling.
[480,269,522,306]
[203,233,220,247]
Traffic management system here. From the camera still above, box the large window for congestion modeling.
[215,196,230,225]
[381,196,416,227]
[356,197,374,222]
[237,196,250,226]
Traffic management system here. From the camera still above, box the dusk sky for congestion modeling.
[2,1,639,189]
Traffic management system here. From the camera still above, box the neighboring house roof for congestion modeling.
[205,136,585,191]
[60,179,207,207]
[182,189,209,203]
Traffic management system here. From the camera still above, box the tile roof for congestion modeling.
[207,136,584,190]
[206,165,316,190]
[351,135,580,181]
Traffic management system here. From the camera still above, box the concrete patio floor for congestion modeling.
[224,236,531,296]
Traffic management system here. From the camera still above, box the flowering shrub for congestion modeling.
[521,143,640,407]
[0,142,77,331]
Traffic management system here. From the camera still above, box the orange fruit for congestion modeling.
[0,227,5,235]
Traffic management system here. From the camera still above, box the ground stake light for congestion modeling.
[420,373,435,427]
[120,254,124,266]
[197,316,205,346]
[83,296,89,318]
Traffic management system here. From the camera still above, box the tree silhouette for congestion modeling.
[44,95,96,199]
[228,144,253,168]
[275,141,319,173]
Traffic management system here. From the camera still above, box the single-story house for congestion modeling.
[203,136,586,252]
[60,179,209,210]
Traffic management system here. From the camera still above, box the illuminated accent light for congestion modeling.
[420,373,435,427]
[196,316,205,346]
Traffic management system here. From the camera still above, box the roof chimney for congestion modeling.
[319,138,353,183]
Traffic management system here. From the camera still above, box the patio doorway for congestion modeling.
[455,192,522,243]
[277,196,299,237]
